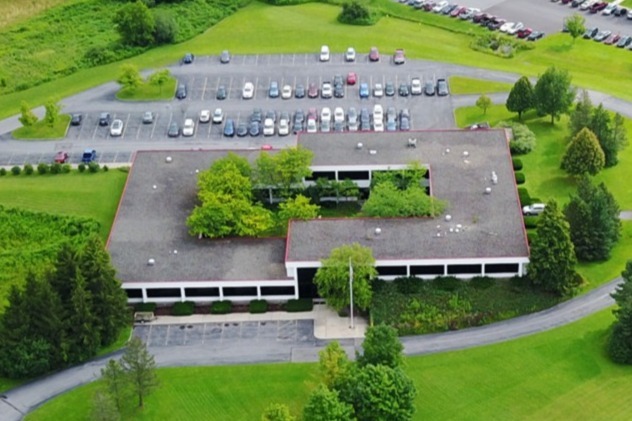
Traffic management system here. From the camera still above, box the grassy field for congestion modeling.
[0,0,72,28]
[0,170,128,240]
[12,114,70,139]
[26,309,632,420]
[116,77,177,101]
[448,76,513,95]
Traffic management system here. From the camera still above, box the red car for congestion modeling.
[307,83,319,98]
[346,72,357,85]
[369,47,380,62]
[54,151,69,164]
[393,49,405,65]
[590,1,607,13]
[450,6,467,17]
[516,28,533,39]
[604,33,621,45]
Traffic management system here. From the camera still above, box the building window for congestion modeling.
[223,287,258,297]
[447,264,483,275]
[261,286,295,296]
[146,288,181,298]
[185,287,220,297]
[338,171,370,181]
[125,289,143,299]
[305,172,336,181]
[410,265,444,276]
[485,263,520,274]
[376,266,407,276]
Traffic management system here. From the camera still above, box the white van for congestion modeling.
[320,45,330,62]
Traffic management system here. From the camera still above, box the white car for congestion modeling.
[212,108,223,124]
[411,78,422,95]
[199,109,211,123]
[321,82,333,99]
[334,107,345,123]
[507,22,524,35]
[263,118,275,136]
[242,82,254,99]
[281,85,292,99]
[345,47,356,62]
[373,119,384,132]
[109,119,123,137]
[320,45,330,62]
[602,3,616,15]
[432,1,448,12]
[278,117,290,136]
[182,119,195,136]
[580,0,596,11]
[373,83,384,98]
[372,104,383,125]
[306,117,318,133]
[523,203,546,216]
[321,107,332,124]
[499,22,514,33]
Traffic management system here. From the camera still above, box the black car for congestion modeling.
[220,50,230,64]
[436,78,449,96]
[527,31,545,41]
[176,84,187,99]
[98,113,111,126]
[359,108,371,131]
[182,53,194,64]
[236,121,248,137]
[398,83,410,97]
[423,81,435,96]
[249,121,261,137]
[223,119,235,137]
[70,114,82,126]
[333,75,344,87]
[295,84,306,99]
[583,27,598,39]
[251,108,263,123]
[167,121,180,137]
[216,85,227,100]
[616,36,632,48]
[385,82,395,97]
[334,84,345,98]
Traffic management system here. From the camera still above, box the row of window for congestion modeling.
[125,286,295,299]
[305,170,431,182]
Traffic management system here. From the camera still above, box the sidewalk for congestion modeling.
[143,303,368,340]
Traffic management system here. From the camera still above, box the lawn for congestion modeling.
[448,76,513,95]
[0,169,128,240]
[12,114,70,139]
[26,309,632,420]
[0,0,72,28]
[116,78,177,101]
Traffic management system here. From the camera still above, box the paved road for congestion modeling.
[0,276,621,420]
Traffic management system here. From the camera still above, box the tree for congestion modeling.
[475,94,492,115]
[357,324,404,369]
[564,13,586,42]
[608,261,632,364]
[612,260,632,309]
[148,69,171,94]
[588,104,618,167]
[120,337,158,408]
[277,195,319,229]
[496,121,537,155]
[261,403,295,421]
[318,341,351,388]
[534,66,575,124]
[91,391,120,421]
[66,272,100,363]
[114,1,155,47]
[117,64,143,91]
[101,359,129,412]
[561,127,605,176]
[335,364,416,421]
[255,147,314,198]
[568,90,593,137]
[505,76,534,120]
[153,10,178,44]
[18,100,38,127]
[338,1,373,25]
[611,113,628,161]
[314,243,377,312]
[44,98,61,127]
[303,385,355,421]
[528,200,580,296]
[564,176,621,262]
[362,181,444,217]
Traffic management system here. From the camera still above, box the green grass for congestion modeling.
[0,170,128,240]
[448,76,513,95]
[26,309,632,421]
[12,114,70,139]
[0,0,73,28]
[116,78,177,101]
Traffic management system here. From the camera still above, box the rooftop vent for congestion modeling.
[463,151,470,158]
[152,185,157,190]
[491,171,498,185]
[173,250,178,255]
[375,227,382,236]
[484,187,492,195]
[147,258,155,266]
[195,169,199,174]
[444,148,451,155]
[369,149,377,155]
[356,142,363,149]
[445,214,452,222]
[165,156,173,163]
[408,138,417,148]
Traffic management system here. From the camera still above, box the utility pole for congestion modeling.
[349,258,354,329]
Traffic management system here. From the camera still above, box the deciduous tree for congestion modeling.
[153,10,178,44]
[44,98,61,127]
[476,94,492,115]
[148,69,171,94]
[261,403,295,421]
[303,385,355,421]
[18,100,38,127]
[505,76,534,120]
[564,13,586,42]
[277,195,319,229]
[362,181,444,217]
[568,90,593,137]
[101,359,129,412]
[357,324,404,369]
[114,1,155,46]
[117,64,143,91]
[561,127,605,176]
[318,341,351,388]
[534,66,575,124]
[120,337,158,408]
[314,243,377,312]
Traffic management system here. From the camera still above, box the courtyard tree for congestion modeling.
[528,200,580,296]
[302,385,356,421]
[561,127,605,176]
[254,147,313,200]
[148,69,172,94]
[114,1,155,47]
[44,98,62,127]
[101,359,129,412]
[608,261,632,364]
[568,90,593,137]
[318,341,351,388]
[18,100,38,127]
[564,13,586,42]
[117,64,143,92]
[476,94,492,115]
[563,176,621,262]
[120,337,159,408]
[314,243,377,312]
[357,324,404,369]
[362,181,444,217]
[277,195,319,229]
[91,391,120,421]
[505,76,534,120]
[534,66,575,124]
[261,403,296,421]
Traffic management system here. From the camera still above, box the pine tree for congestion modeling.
[120,337,158,408]
[588,104,617,167]
[528,200,580,296]
[66,272,101,363]
[561,127,605,176]
[568,90,593,137]
[48,242,79,314]
[506,76,534,120]
[608,261,632,364]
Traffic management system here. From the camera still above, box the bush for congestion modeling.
[88,162,100,173]
[512,158,523,171]
[283,299,313,312]
[249,299,268,314]
[0,168,6,176]
[469,276,494,290]
[524,216,539,229]
[23,164,34,175]
[153,10,178,44]
[102,165,109,172]
[517,187,531,206]
[37,163,49,175]
[497,121,537,155]
[515,172,525,185]
[11,166,21,175]
[394,276,425,294]
[527,231,538,245]
[211,300,232,314]
[172,301,195,316]
[78,163,86,173]
[431,276,462,292]
[62,164,72,173]
[338,1,380,26]
[135,302,157,312]
[49,163,61,174]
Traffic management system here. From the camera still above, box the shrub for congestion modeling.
[11,166,21,175]
[497,121,537,155]
[469,276,494,290]
[527,231,538,245]
[172,301,195,316]
[50,163,62,174]
[153,10,178,44]
[524,216,539,229]
[62,164,72,173]
[515,172,525,184]
[78,163,86,173]
[283,298,313,312]
[135,302,157,312]
[517,187,531,206]
[394,276,425,294]
[0,168,6,176]
[211,300,232,314]
[431,276,462,292]
[338,1,380,26]
[88,162,100,173]
[249,299,268,314]
[102,165,109,172]
[37,163,49,175]
[23,164,34,175]
[512,158,523,171]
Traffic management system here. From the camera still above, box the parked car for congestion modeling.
[242,82,255,99]
[251,108,263,123]
[110,119,123,136]
[82,149,96,164]
[70,114,82,126]
[321,82,333,98]
[424,80,435,96]
[54,151,69,164]
[306,116,318,133]
[308,83,319,98]
[523,203,546,216]
[348,107,359,132]
[393,49,406,64]
[487,18,506,31]
[527,31,545,41]
[459,7,479,20]
[398,83,410,97]
[450,6,467,17]
[360,108,371,131]
[334,83,345,98]
[282,85,292,99]
[269,81,280,98]
[359,82,370,99]
[347,72,357,85]
[334,107,345,124]
[249,121,261,137]
[263,118,275,136]
[236,121,248,137]
[507,22,524,35]
[373,83,384,98]
[369,46,380,62]
[594,30,612,42]
[432,1,448,12]
[601,2,616,14]
[590,1,608,13]
[212,108,223,124]
[437,78,449,96]
[223,119,235,137]
[182,53,194,64]
[98,112,111,126]
[604,34,621,45]
[385,81,395,97]
[142,111,154,124]
[411,78,422,95]
[399,116,411,131]
[516,28,533,39]
[295,84,306,98]
[583,27,598,39]
[199,109,211,123]
[176,84,187,99]
[168,121,180,137]
[278,112,290,136]
[616,36,632,48]
[320,45,330,62]
[216,85,227,100]
[220,50,230,64]
[182,119,195,137]
[345,47,356,62]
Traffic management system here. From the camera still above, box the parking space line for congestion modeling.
[150,113,158,139]
[201,323,206,345]
[167,112,174,137]
[280,54,283,65]
[254,76,259,100]
[207,120,213,138]
[113,151,119,163]
[91,121,99,141]
[201,76,208,101]
[122,113,131,139]
[292,54,296,65]
[228,76,233,98]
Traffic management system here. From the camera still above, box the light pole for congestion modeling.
[349,258,354,329]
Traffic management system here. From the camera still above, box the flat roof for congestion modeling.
[288,130,529,261]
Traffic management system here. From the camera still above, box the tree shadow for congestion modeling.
[545,42,574,54]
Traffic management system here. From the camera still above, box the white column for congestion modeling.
[257,286,262,300]
[219,286,224,301]
[482,264,486,276]
[443,264,447,276]
[142,288,148,303]
[180,287,186,302]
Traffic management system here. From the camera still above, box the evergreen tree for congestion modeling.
[588,104,617,167]
[561,127,605,176]
[608,261,632,364]
[528,200,580,296]
[568,90,593,137]
[66,272,101,364]
[120,337,158,408]
[564,176,621,262]
[48,242,79,310]
[506,76,534,120]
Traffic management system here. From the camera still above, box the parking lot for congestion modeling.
[134,319,315,347]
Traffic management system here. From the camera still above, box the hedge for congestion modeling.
[135,302,157,312]
[211,300,233,314]
[283,298,313,312]
[517,187,531,206]
[515,172,525,185]
[172,301,195,316]
[249,299,268,314]
[512,158,523,171]
[524,216,540,229]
